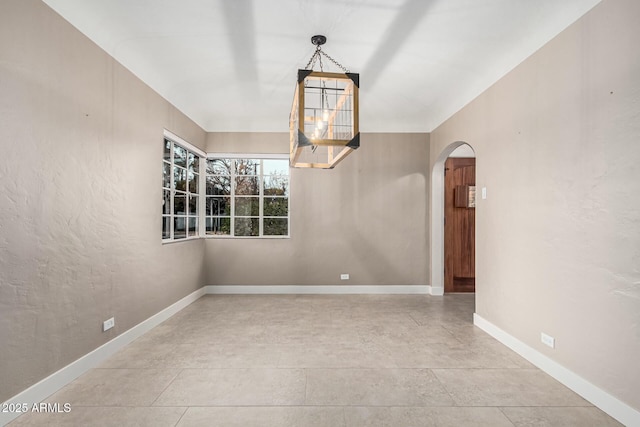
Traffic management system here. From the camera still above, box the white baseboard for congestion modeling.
[430,286,444,296]
[474,313,640,427]
[204,285,432,295]
[0,287,205,427]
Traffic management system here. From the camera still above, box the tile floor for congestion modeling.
[9,294,622,426]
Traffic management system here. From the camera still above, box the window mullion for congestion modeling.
[199,156,205,238]
[230,160,236,237]
[259,159,264,237]
[170,140,175,240]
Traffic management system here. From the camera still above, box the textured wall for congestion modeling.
[0,0,206,401]
[205,132,430,286]
[207,132,289,154]
[430,0,640,411]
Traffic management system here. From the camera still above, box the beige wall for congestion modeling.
[207,132,289,154]
[0,0,206,401]
[430,0,640,411]
[205,132,430,286]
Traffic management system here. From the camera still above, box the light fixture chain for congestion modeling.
[318,49,349,73]
[304,45,349,73]
[304,47,321,70]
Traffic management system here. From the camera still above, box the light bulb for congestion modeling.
[322,109,329,121]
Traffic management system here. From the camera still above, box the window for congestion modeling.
[163,136,201,241]
[205,157,289,237]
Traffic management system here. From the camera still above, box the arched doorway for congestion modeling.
[430,142,476,295]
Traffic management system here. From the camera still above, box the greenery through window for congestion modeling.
[163,138,200,240]
[206,158,289,237]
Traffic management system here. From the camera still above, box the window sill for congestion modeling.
[205,235,290,240]
[162,236,203,244]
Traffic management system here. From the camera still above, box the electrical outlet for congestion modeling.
[541,332,555,348]
[103,317,115,332]
[481,187,487,199]
[340,274,350,280]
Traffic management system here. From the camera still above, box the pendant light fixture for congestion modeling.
[289,35,360,169]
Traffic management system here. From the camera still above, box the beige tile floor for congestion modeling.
[9,294,622,426]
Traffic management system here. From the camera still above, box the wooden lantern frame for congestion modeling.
[290,70,360,169]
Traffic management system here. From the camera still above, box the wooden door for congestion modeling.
[444,157,476,292]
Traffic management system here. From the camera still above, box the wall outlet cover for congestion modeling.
[103,317,115,332]
[541,332,555,348]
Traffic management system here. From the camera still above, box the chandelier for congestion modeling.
[289,35,360,169]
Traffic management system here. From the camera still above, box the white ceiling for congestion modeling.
[42,0,601,133]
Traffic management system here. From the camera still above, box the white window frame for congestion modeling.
[205,153,290,239]
[162,130,206,243]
